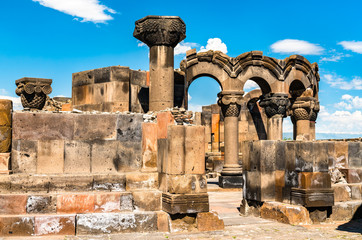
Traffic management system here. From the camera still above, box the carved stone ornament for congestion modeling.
[259,93,290,118]
[217,91,244,117]
[15,77,52,110]
[291,97,319,121]
[134,16,186,48]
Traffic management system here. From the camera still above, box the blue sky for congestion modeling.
[0,0,362,138]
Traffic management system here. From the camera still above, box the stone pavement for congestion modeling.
[2,182,362,240]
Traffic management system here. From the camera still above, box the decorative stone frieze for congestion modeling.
[259,93,290,118]
[217,91,244,118]
[15,78,52,110]
[133,16,186,48]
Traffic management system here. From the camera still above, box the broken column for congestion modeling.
[15,78,52,110]
[291,97,318,141]
[259,93,290,140]
[0,100,12,174]
[217,90,244,188]
[134,16,186,111]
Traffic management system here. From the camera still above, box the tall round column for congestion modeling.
[134,16,186,111]
[259,93,290,140]
[218,90,244,188]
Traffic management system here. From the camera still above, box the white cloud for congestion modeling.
[323,73,362,90]
[319,50,350,63]
[338,41,362,54]
[199,38,228,53]
[271,39,324,55]
[243,80,260,91]
[137,42,146,47]
[33,0,116,23]
[335,94,362,110]
[174,41,199,56]
[0,96,22,111]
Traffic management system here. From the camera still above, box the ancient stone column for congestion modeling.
[309,101,319,140]
[259,93,290,140]
[0,100,12,174]
[291,97,318,141]
[15,77,52,110]
[134,16,186,111]
[217,90,244,188]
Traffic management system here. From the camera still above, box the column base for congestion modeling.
[162,193,209,214]
[218,175,244,188]
[291,188,334,207]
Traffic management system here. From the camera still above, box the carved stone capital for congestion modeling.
[217,91,244,117]
[134,16,186,48]
[259,93,290,118]
[15,77,52,110]
[291,97,319,121]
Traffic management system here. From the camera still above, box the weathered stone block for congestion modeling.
[93,174,126,192]
[142,122,158,172]
[295,142,313,172]
[197,211,224,231]
[27,195,56,213]
[126,172,158,190]
[37,140,65,174]
[334,141,348,168]
[11,139,37,173]
[72,69,94,87]
[160,174,207,194]
[340,169,362,183]
[185,126,205,175]
[348,142,362,168]
[94,193,121,213]
[0,216,34,236]
[0,127,11,154]
[133,190,162,211]
[0,153,10,171]
[0,175,11,193]
[90,140,118,173]
[73,114,117,140]
[162,193,209,214]
[351,184,362,200]
[156,211,170,232]
[34,215,75,236]
[244,171,261,201]
[130,70,147,87]
[166,125,185,175]
[333,184,351,202]
[76,212,157,234]
[12,112,75,141]
[72,85,93,105]
[64,141,91,173]
[249,141,261,171]
[116,114,143,142]
[10,175,50,193]
[0,100,11,153]
[285,141,296,171]
[49,175,93,192]
[329,202,353,221]
[157,139,168,173]
[313,142,328,172]
[261,171,276,201]
[219,176,243,188]
[120,192,134,211]
[291,188,334,207]
[260,202,312,225]
[157,112,174,139]
[276,141,286,170]
[326,141,336,169]
[116,141,142,172]
[299,172,331,189]
[260,140,277,172]
[57,193,95,214]
[0,194,27,214]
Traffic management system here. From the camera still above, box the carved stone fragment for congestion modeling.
[15,78,52,110]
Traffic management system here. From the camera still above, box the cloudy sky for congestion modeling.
[0,0,361,139]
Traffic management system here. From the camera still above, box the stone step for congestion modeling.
[0,211,161,237]
[0,172,158,193]
[0,190,162,215]
[339,168,362,183]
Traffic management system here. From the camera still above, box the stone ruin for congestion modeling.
[0,15,361,237]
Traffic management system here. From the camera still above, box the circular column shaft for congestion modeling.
[134,16,186,111]
[259,93,290,140]
[217,90,244,188]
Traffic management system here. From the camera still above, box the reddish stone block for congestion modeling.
[211,114,220,143]
[196,211,224,231]
[61,103,72,111]
[157,211,170,232]
[157,112,174,139]
[0,216,34,236]
[0,153,10,171]
[34,215,75,236]
[0,194,27,214]
[340,169,362,183]
[299,172,331,189]
[142,122,158,171]
[94,193,121,213]
[57,193,95,214]
[333,184,351,202]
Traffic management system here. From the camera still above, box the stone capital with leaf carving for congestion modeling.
[291,97,319,121]
[134,16,186,48]
[259,93,290,118]
[217,90,244,118]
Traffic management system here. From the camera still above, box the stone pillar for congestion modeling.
[309,101,319,140]
[217,90,244,188]
[291,97,318,141]
[259,93,290,140]
[134,16,186,111]
[15,77,52,110]
[0,99,12,174]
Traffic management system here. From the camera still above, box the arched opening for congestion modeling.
[289,80,306,99]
